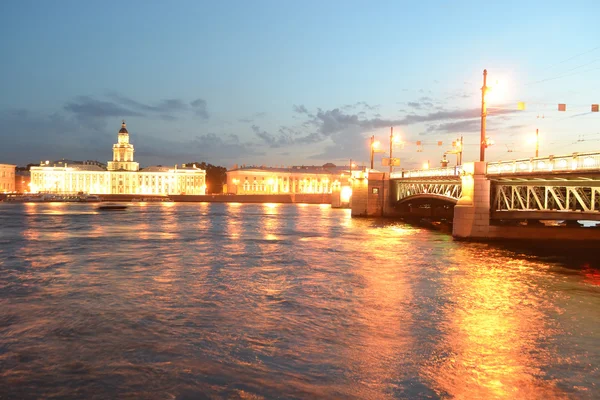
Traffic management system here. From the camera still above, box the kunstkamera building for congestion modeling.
[30,121,206,195]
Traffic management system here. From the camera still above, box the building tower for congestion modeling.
[107,120,140,171]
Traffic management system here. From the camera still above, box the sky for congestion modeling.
[0,0,599,169]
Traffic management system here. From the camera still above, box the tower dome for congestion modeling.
[119,120,128,134]
[108,120,139,172]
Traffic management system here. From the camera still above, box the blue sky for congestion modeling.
[1,0,599,169]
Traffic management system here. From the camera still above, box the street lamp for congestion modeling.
[447,136,464,166]
[526,129,540,157]
[535,128,539,158]
[480,69,488,162]
[389,126,403,175]
[370,135,381,169]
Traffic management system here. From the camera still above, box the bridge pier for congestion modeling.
[350,171,400,217]
[452,162,492,239]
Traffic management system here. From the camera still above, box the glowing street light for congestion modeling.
[535,128,539,158]
[388,126,403,175]
[370,135,381,169]
[480,69,489,162]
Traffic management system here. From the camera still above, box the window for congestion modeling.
[372,187,379,194]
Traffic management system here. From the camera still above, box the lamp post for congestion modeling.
[370,136,382,169]
[535,128,539,158]
[457,135,463,165]
[389,127,394,175]
[370,135,375,169]
[480,69,488,162]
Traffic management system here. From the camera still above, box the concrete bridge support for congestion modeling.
[350,171,400,217]
[452,162,491,239]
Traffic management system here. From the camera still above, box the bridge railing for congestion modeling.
[487,152,600,175]
[390,165,462,179]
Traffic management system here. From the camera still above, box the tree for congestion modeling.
[184,162,227,194]
[16,163,39,172]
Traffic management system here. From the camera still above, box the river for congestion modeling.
[0,202,599,399]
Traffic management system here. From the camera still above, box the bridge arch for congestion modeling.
[395,193,458,205]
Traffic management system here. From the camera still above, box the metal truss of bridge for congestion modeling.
[487,152,600,221]
[390,152,600,221]
[391,166,462,204]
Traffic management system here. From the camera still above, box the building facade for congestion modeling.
[226,164,354,195]
[30,121,206,195]
[15,171,30,193]
[0,164,16,193]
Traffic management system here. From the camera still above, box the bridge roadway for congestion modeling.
[389,151,600,222]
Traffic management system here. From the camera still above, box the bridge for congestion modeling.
[351,151,600,241]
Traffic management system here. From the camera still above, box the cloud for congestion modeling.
[293,104,309,114]
[407,102,422,109]
[245,104,522,156]
[64,96,145,118]
[308,127,366,161]
[446,91,473,100]
[0,104,253,167]
[238,111,267,123]
[341,101,379,111]
[425,119,481,134]
[192,132,264,161]
[0,108,114,164]
[252,125,295,148]
[65,94,210,122]
[190,98,209,119]
[110,94,188,113]
[159,114,177,121]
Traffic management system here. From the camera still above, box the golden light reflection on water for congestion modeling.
[263,203,278,210]
[427,249,565,399]
[343,226,415,397]
[1,203,598,399]
[261,204,283,241]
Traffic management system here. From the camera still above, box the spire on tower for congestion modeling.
[119,120,128,134]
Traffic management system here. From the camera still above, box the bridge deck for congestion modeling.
[492,210,600,221]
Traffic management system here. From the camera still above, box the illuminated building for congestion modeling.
[0,164,16,193]
[29,121,206,195]
[226,163,358,200]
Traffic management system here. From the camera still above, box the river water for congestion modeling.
[0,202,599,399]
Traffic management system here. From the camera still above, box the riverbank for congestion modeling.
[1,193,333,204]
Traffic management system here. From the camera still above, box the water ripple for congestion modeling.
[0,203,599,399]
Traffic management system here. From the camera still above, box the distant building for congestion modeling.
[0,164,16,193]
[29,121,206,195]
[51,159,107,169]
[15,171,30,193]
[226,164,357,195]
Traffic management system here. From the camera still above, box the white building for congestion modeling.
[0,164,16,193]
[226,164,354,195]
[30,121,206,195]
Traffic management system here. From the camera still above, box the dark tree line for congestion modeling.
[184,162,227,194]
[16,163,39,172]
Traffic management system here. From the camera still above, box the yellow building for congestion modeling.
[30,121,206,195]
[226,164,353,195]
[0,164,16,193]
